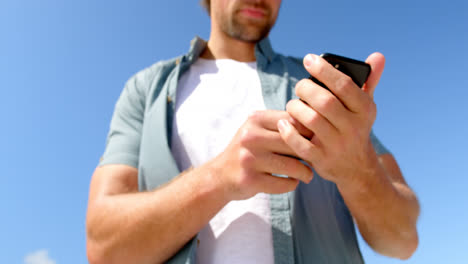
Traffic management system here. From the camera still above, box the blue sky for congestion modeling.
[1,0,467,263]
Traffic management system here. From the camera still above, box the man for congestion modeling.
[86,0,420,263]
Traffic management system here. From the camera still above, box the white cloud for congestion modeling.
[24,250,56,264]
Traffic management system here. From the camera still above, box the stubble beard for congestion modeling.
[220,6,275,43]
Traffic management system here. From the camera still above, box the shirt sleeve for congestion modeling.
[370,130,390,156]
[99,75,147,168]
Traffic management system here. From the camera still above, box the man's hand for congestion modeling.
[86,109,314,264]
[277,53,419,259]
[213,110,314,201]
[277,52,385,187]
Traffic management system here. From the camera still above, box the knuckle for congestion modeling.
[295,79,310,98]
[303,110,320,129]
[336,75,356,90]
[285,100,295,112]
[248,110,263,123]
[286,99,302,115]
[238,126,257,146]
[238,148,256,168]
[297,142,314,159]
[288,160,307,180]
[319,94,337,112]
[335,75,354,92]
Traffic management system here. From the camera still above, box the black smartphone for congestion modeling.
[309,53,371,90]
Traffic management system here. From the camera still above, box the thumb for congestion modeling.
[363,52,385,99]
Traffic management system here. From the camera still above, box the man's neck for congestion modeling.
[200,30,257,62]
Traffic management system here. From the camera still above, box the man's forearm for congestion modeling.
[86,163,228,264]
[337,153,420,260]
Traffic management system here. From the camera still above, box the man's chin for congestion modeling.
[234,34,267,43]
[228,24,272,43]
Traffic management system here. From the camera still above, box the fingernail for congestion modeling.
[304,54,315,67]
[278,119,289,133]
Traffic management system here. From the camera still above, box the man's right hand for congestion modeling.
[211,110,314,201]
[86,110,312,264]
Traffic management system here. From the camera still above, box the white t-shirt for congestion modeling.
[171,58,274,264]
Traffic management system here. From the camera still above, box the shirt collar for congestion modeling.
[186,36,207,64]
[255,37,275,63]
[186,36,276,64]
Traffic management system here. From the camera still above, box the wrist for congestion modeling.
[200,159,234,205]
[336,141,387,196]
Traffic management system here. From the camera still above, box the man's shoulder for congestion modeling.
[122,56,182,98]
[128,56,181,85]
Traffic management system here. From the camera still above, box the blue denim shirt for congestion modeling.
[100,36,389,264]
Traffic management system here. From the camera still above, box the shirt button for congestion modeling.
[175,58,181,65]
[197,239,200,247]
[167,95,173,103]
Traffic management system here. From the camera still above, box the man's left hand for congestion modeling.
[277,52,385,187]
